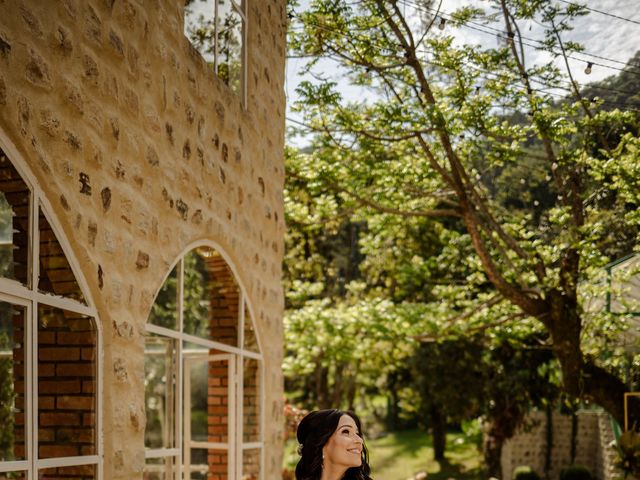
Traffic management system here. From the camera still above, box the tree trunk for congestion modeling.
[387,373,399,431]
[430,405,447,462]
[483,425,505,479]
[545,290,627,425]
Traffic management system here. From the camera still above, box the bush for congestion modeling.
[513,466,541,480]
[559,465,593,480]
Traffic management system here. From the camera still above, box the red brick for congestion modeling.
[56,363,94,376]
[56,331,96,345]
[37,331,56,343]
[57,395,94,410]
[39,412,80,426]
[39,347,80,361]
[38,396,55,409]
[83,413,95,426]
[81,347,95,361]
[39,379,81,394]
[37,364,55,376]
[39,445,79,458]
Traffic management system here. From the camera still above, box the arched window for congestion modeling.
[0,143,102,480]
[144,245,262,480]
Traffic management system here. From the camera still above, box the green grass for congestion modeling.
[284,429,484,480]
[367,430,484,480]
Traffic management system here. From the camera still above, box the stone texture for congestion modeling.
[0,0,287,478]
[501,410,617,480]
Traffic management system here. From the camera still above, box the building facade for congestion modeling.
[0,0,287,479]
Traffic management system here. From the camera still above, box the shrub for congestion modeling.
[559,465,593,480]
[513,466,541,480]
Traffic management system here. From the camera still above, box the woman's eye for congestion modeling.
[342,429,349,434]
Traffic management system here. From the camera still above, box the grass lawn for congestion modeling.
[284,429,484,480]
[367,430,484,480]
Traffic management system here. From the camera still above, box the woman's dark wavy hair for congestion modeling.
[295,409,372,480]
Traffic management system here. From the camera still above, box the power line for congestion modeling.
[289,16,640,110]
[397,0,640,74]
[556,0,640,26]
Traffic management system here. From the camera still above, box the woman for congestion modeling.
[295,409,373,480]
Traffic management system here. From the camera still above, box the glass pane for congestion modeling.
[243,358,260,443]
[243,304,258,353]
[242,448,260,480]
[38,305,96,458]
[217,0,243,92]
[38,207,85,304]
[188,359,209,444]
[144,455,177,480]
[184,0,216,64]
[145,334,177,449]
[0,150,30,286]
[206,358,230,444]
[0,302,27,461]
[187,448,208,480]
[183,247,239,347]
[186,448,227,480]
[38,464,96,479]
[0,471,27,480]
[149,264,179,330]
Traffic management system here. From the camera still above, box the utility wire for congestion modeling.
[397,0,640,74]
[556,0,640,26]
[289,16,640,110]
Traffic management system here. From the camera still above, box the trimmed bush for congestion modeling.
[559,464,593,480]
[513,466,541,480]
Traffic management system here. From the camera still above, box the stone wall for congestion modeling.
[0,0,287,478]
[501,410,617,480]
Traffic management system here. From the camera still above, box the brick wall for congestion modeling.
[0,0,287,477]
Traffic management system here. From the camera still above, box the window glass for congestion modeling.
[38,464,96,479]
[38,207,85,304]
[243,358,260,443]
[184,0,216,64]
[148,265,179,331]
[0,302,27,462]
[182,250,212,340]
[0,471,27,480]
[243,304,258,353]
[145,334,177,449]
[37,305,96,458]
[184,0,245,96]
[0,150,30,286]
[242,448,260,480]
[183,248,239,347]
[217,0,243,93]
[143,456,178,480]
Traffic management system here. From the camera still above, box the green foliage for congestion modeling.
[0,334,15,461]
[559,465,593,480]
[287,0,640,425]
[613,430,640,479]
[513,466,541,480]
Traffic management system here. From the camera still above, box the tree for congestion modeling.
[288,0,640,424]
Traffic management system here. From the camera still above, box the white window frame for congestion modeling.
[144,240,264,480]
[0,132,103,479]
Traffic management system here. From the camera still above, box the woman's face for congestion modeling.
[322,414,363,469]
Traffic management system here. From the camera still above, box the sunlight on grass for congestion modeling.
[367,430,484,480]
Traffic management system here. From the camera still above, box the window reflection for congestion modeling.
[145,334,177,449]
[37,305,96,459]
[184,0,245,96]
[0,150,30,286]
[0,302,26,462]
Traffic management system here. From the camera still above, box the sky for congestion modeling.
[285,0,640,142]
